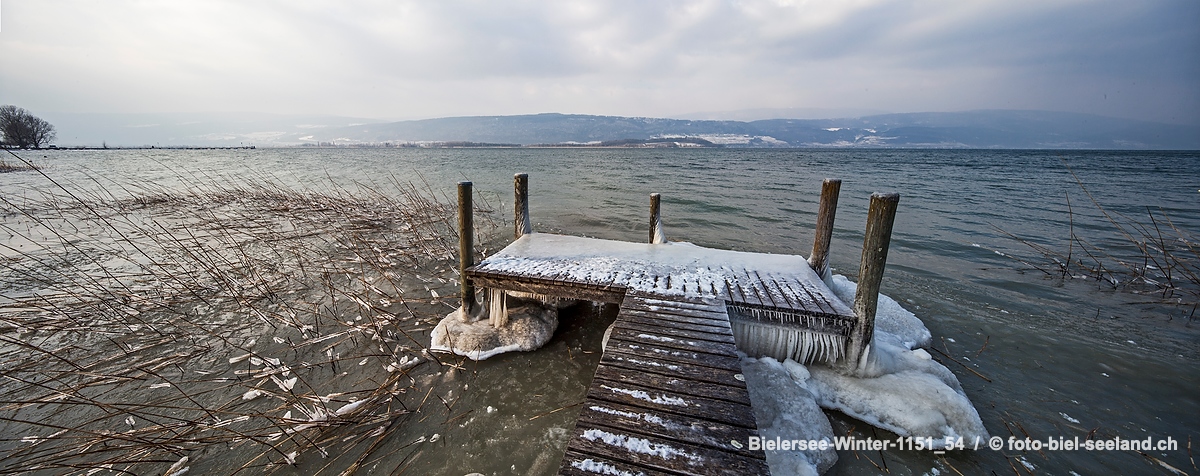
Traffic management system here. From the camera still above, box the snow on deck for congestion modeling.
[469,233,854,332]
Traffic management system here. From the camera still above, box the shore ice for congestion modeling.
[741,355,837,475]
[825,274,931,350]
[739,273,988,474]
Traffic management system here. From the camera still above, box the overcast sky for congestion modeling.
[2,0,1197,124]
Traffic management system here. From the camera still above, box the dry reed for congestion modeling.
[0,152,500,474]
[994,170,1198,311]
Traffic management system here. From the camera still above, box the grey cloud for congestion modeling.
[0,0,1195,124]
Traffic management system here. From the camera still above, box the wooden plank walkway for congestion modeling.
[559,292,769,476]
[464,233,857,475]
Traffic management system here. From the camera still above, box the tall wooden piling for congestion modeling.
[808,178,841,278]
[458,181,476,314]
[649,193,664,244]
[845,192,899,372]
[514,173,531,239]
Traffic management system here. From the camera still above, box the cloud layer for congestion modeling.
[2,0,1197,124]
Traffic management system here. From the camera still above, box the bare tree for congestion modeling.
[0,105,57,149]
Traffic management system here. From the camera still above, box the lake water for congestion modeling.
[2,147,1198,475]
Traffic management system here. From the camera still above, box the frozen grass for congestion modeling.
[0,158,500,473]
[0,157,38,173]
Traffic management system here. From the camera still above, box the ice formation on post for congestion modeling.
[824,274,931,349]
[651,215,666,245]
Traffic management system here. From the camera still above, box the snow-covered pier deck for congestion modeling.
[468,233,855,322]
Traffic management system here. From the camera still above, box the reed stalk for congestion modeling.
[993,168,1198,310]
[0,151,499,473]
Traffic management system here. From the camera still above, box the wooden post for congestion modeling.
[845,192,899,372]
[458,181,476,314]
[808,178,841,278]
[514,173,531,239]
[649,193,664,244]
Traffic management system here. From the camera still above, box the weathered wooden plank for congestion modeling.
[797,275,853,316]
[564,422,769,475]
[598,349,746,392]
[560,449,674,476]
[592,356,750,406]
[765,275,798,310]
[638,294,725,308]
[587,377,756,430]
[607,328,738,360]
[780,275,834,315]
[735,280,761,308]
[722,278,741,305]
[604,336,743,374]
[467,272,625,304]
[619,310,730,330]
[618,312,732,335]
[617,303,730,329]
[575,400,765,459]
[612,320,737,346]
[619,308,731,331]
[619,303,730,321]
[621,300,729,317]
[748,270,780,309]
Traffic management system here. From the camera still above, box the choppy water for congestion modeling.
[3,147,1198,475]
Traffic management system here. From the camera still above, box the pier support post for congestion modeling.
[458,181,476,315]
[809,178,841,278]
[845,192,899,373]
[649,193,665,244]
[515,173,531,239]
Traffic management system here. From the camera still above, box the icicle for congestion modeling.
[504,290,557,305]
[730,320,846,365]
[488,288,509,328]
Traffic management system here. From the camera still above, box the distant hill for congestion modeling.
[315,110,1200,149]
[44,110,1200,149]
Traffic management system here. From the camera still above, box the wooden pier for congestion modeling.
[560,292,767,475]
[450,175,899,475]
